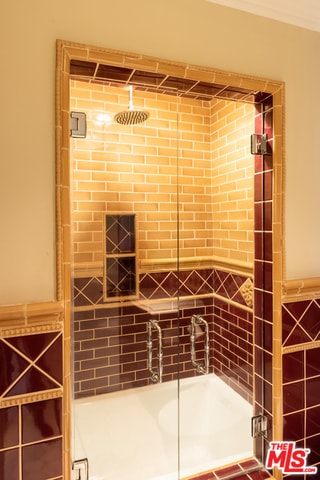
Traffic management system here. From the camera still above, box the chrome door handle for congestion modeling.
[147,319,163,383]
[190,315,209,374]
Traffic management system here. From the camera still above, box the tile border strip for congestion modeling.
[0,388,63,408]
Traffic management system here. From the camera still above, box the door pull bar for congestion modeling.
[147,319,163,383]
[190,315,209,374]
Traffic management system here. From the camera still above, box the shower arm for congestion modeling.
[190,315,209,375]
[128,85,134,110]
[147,319,163,383]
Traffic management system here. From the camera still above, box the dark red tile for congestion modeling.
[283,324,311,347]
[36,335,62,385]
[306,405,320,437]
[70,59,97,76]
[300,301,320,339]
[254,290,263,320]
[262,350,272,384]
[0,341,29,395]
[283,411,304,440]
[254,261,272,293]
[306,347,320,377]
[262,291,273,323]
[263,107,273,138]
[22,398,62,443]
[254,202,263,231]
[306,433,320,466]
[263,232,273,262]
[306,376,320,408]
[5,366,58,397]
[282,351,304,383]
[22,438,62,480]
[264,381,273,414]
[284,301,311,321]
[0,448,19,480]
[283,381,304,414]
[254,347,264,378]
[240,459,260,470]
[263,171,272,202]
[6,333,57,361]
[81,277,103,304]
[254,155,264,174]
[254,232,263,261]
[215,464,242,478]
[263,201,272,232]
[0,406,19,448]
[254,172,263,202]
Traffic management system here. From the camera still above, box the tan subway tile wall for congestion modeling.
[70,81,254,269]
[211,99,254,264]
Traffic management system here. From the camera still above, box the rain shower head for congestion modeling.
[114,86,149,125]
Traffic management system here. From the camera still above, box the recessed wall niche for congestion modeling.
[104,213,138,301]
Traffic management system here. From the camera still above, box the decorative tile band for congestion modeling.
[0,388,63,408]
[0,323,63,339]
[73,268,252,309]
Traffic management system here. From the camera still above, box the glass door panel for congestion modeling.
[70,81,181,480]
[70,72,257,480]
[177,96,255,478]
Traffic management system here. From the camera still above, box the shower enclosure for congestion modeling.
[68,58,270,480]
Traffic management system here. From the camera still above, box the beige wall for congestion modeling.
[1,0,320,304]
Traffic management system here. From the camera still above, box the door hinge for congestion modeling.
[250,133,270,155]
[72,458,88,480]
[251,414,268,438]
[70,111,87,138]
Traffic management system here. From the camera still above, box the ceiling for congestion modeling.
[206,0,320,32]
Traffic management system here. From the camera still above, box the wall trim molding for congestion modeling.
[282,277,320,302]
[0,301,64,333]
[73,255,254,278]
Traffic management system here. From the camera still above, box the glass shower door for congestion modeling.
[70,80,182,480]
[177,95,256,478]
[70,74,257,480]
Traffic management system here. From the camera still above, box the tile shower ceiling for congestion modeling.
[70,60,268,103]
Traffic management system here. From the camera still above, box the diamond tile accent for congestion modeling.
[74,277,104,306]
[106,214,135,254]
[0,333,62,398]
[139,271,178,300]
[214,269,252,307]
[282,300,320,346]
[106,257,136,297]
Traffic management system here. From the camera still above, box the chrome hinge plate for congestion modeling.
[72,458,88,480]
[70,111,87,138]
[250,133,269,155]
[251,414,268,438]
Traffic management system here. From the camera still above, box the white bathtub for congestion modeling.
[73,374,253,480]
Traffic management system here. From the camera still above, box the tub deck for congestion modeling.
[73,374,253,480]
